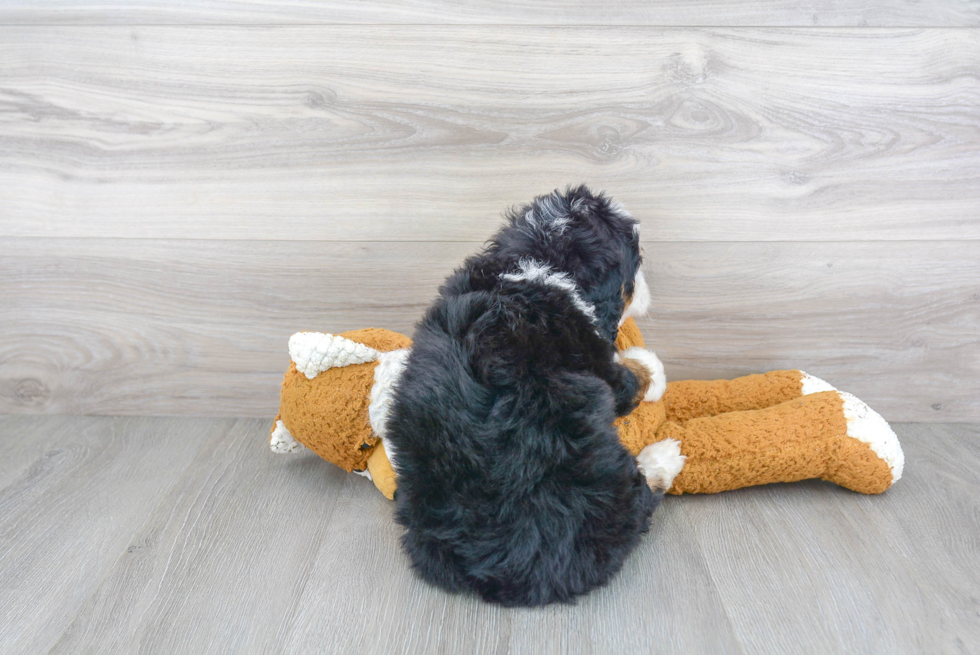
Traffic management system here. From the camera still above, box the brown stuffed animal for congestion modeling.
[270,319,904,499]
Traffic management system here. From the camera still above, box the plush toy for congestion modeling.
[270,319,904,500]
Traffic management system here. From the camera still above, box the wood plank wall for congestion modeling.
[1,3,978,421]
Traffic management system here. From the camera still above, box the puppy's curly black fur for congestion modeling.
[387,185,659,606]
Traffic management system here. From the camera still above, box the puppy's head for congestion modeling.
[494,185,649,341]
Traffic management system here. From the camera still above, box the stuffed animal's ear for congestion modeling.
[288,332,381,379]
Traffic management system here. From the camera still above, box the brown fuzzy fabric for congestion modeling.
[273,318,896,497]
[825,431,895,495]
[656,390,893,495]
[367,441,398,500]
[614,401,666,457]
[275,328,412,473]
[612,319,893,494]
[662,371,805,423]
[615,318,647,351]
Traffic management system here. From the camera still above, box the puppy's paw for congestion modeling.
[637,438,686,492]
[621,347,667,402]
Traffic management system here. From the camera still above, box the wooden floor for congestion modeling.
[1,416,976,654]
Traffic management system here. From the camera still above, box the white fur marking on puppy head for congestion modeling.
[527,194,573,235]
[637,438,686,492]
[800,371,836,395]
[501,259,598,326]
[620,269,651,326]
[838,391,905,483]
[549,215,571,234]
[288,332,380,379]
[537,192,565,222]
[270,420,305,453]
[621,346,667,402]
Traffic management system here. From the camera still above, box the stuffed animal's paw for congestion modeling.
[800,371,837,394]
[620,347,667,402]
[838,391,905,483]
[637,438,686,492]
[270,420,305,453]
[800,372,904,485]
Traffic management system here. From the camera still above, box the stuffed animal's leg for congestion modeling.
[643,389,904,495]
[662,370,837,423]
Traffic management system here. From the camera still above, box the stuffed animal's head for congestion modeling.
[271,328,411,475]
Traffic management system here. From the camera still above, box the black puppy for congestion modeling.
[386,186,670,606]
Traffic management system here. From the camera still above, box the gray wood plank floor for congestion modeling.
[1,416,976,654]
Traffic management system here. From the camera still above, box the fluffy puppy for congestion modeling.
[387,185,664,606]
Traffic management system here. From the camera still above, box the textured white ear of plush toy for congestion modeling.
[288,332,380,379]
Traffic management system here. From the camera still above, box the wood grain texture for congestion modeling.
[0,238,465,418]
[879,423,980,651]
[282,486,741,655]
[2,27,978,242]
[649,240,980,422]
[49,418,348,654]
[28,416,741,655]
[0,0,977,26]
[685,423,980,654]
[0,415,210,653]
[1,417,976,654]
[0,415,80,490]
[2,237,977,420]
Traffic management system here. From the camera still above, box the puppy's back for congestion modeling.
[388,282,659,606]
